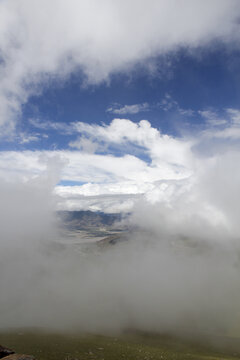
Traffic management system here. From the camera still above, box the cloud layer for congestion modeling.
[1,146,240,336]
[0,118,194,212]
[1,112,239,214]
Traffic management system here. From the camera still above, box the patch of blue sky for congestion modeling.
[57,180,87,187]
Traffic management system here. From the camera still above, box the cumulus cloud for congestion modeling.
[0,119,194,211]
[0,0,240,131]
[4,114,240,213]
[74,118,193,167]
[0,149,190,212]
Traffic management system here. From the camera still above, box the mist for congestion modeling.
[0,151,240,340]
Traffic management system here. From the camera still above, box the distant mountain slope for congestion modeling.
[57,210,126,230]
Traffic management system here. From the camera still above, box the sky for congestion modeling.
[2,0,240,336]
[1,0,240,213]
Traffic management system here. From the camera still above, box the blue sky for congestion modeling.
[1,0,240,213]
[9,45,240,152]
[0,45,237,156]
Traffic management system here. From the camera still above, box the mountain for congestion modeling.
[57,210,126,231]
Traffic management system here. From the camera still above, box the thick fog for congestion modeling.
[0,152,240,339]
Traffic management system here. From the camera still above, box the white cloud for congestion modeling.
[107,97,194,117]
[29,118,73,133]
[2,140,240,335]
[55,187,140,213]
[158,93,194,116]
[199,108,240,140]
[0,119,194,211]
[226,108,240,124]
[212,127,240,140]
[178,108,195,117]
[199,110,227,126]
[0,149,191,212]
[2,114,240,213]
[69,136,103,154]
[158,93,179,111]
[107,103,150,115]
[73,119,193,169]
[3,114,240,336]
[18,132,39,144]
[0,0,240,131]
